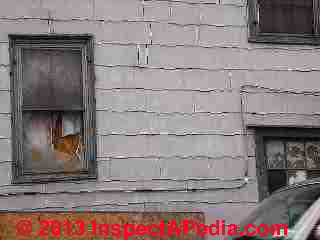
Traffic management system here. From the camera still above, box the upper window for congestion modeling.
[255,128,320,200]
[9,35,96,183]
[248,0,320,45]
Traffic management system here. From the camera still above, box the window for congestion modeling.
[255,128,320,200]
[248,0,320,45]
[9,35,96,183]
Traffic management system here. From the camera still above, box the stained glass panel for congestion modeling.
[287,142,305,169]
[306,142,320,169]
[266,140,285,169]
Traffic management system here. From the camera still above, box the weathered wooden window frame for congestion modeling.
[255,128,320,201]
[248,0,320,45]
[9,34,97,183]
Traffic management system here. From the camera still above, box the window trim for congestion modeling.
[9,34,97,183]
[248,0,320,45]
[254,128,320,201]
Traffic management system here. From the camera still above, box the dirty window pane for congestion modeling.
[306,142,320,169]
[22,49,83,110]
[266,140,285,169]
[258,0,313,34]
[23,111,84,173]
[287,142,305,169]
[268,170,287,193]
[307,171,320,179]
[288,170,307,185]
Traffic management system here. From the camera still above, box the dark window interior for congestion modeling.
[258,0,314,34]
[22,49,83,110]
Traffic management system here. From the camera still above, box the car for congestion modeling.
[231,178,320,240]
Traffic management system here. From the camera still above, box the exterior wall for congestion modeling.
[1,0,320,231]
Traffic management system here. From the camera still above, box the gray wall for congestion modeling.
[1,0,320,232]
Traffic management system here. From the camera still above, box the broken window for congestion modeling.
[23,112,83,173]
[248,0,320,45]
[10,35,96,183]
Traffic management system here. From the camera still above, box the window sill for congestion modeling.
[249,34,320,46]
[12,172,97,184]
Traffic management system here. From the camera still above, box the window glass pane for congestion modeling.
[288,170,307,185]
[307,170,320,180]
[268,170,287,193]
[266,140,285,169]
[23,111,84,173]
[258,0,313,34]
[22,49,83,110]
[306,142,320,169]
[287,142,305,168]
